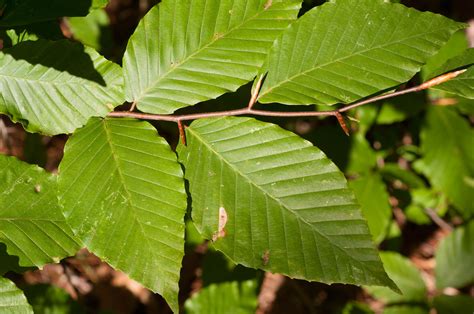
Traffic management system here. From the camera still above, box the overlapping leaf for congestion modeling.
[0,39,124,135]
[0,0,100,27]
[417,106,474,217]
[123,0,301,114]
[0,278,33,314]
[184,280,258,314]
[58,118,187,312]
[428,49,474,99]
[257,0,464,105]
[365,252,427,304]
[178,117,396,289]
[435,222,474,289]
[0,155,80,268]
[349,173,391,244]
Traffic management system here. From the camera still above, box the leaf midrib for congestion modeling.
[135,2,283,103]
[101,121,156,254]
[187,125,378,273]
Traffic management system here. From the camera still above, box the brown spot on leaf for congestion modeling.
[262,250,270,265]
[34,184,41,193]
[264,0,273,10]
[212,207,228,241]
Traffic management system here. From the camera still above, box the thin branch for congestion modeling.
[338,69,466,113]
[425,208,453,233]
[109,70,465,123]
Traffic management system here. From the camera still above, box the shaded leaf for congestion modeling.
[0,155,80,268]
[342,302,374,314]
[0,40,124,135]
[0,243,28,276]
[58,118,187,312]
[0,277,33,314]
[258,0,464,105]
[184,280,258,314]
[0,21,64,48]
[428,49,474,99]
[366,252,426,304]
[421,30,468,81]
[383,305,428,314]
[380,163,426,189]
[436,222,474,289]
[23,284,84,314]
[428,48,474,78]
[123,0,301,114]
[67,9,113,53]
[349,173,392,244]
[417,106,474,217]
[0,0,97,27]
[376,93,426,125]
[178,117,396,289]
[345,134,377,175]
[433,294,474,314]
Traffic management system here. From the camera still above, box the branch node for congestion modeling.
[335,111,350,136]
[248,76,263,109]
[177,120,186,146]
[419,69,467,91]
[129,101,137,112]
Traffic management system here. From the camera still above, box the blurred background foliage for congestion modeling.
[0,0,473,313]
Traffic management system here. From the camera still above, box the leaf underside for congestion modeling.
[58,118,187,312]
[0,155,80,268]
[178,117,396,290]
[0,40,124,135]
[123,0,302,114]
[258,0,465,105]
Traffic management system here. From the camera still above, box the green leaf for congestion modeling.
[435,222,474,289]
[383,306,428,314]
[380,163,426,189]
[404,189,447,225]
[0,21,64,48]
[257,0,464,105]
[184,280,258,314]
[0,277,33,314]
[421,30,468,81]
[428,49,474,99]
[92,0,109,9]
[349,173,392,244]
[23,284,84,314]
[0,155,80,268]
[0,0,102,27]
[123,0,302,114]
[428,48,474,78]
[342,302,374,314]
[0,39,124,135]
[58,118,187,312]
[345,133,377,175]
[417,106,474,217]
[433,295,474,314]
[178,117,396,290]
[67,9,113,53]
[365,252,426,304]
[376,93,426,125]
